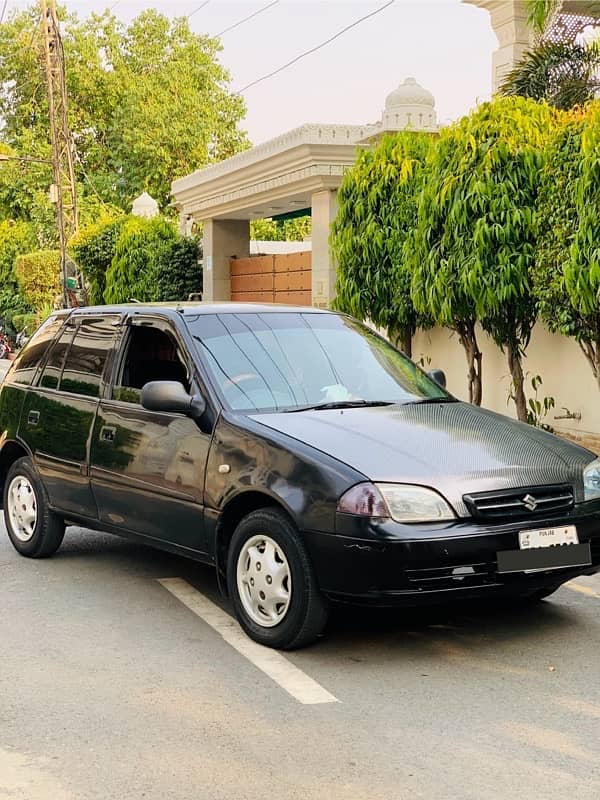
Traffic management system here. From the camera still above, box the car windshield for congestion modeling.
[187,312,451,413]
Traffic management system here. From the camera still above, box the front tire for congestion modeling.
[227,508,328,649]
[3,457,65,558]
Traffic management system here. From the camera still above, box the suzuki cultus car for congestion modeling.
[1,304,599,648]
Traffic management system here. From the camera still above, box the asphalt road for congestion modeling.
[1,520,600,800]
[1,356,600,798]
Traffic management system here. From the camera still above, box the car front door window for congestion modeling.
[113,324,190,404]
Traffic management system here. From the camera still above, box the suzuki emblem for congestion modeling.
[522,493,538,511]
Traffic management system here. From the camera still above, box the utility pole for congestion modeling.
[40,0,78,309]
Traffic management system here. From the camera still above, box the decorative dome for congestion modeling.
[385,77,435,109]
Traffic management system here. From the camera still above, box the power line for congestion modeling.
[0,0,9,25]
[216,0,279,38]
[237,0,396,93]
[189,1,210,19]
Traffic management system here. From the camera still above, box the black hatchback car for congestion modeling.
[1,303,600,648]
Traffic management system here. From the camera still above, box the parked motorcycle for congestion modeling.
[0,334,12,360]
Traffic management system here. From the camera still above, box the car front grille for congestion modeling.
[463,484,574,520]
[404,562,498,591]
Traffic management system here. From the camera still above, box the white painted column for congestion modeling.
[202,219,250,301]
[311,189,338,309]
[465,1,533,91]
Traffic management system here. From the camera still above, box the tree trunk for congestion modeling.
[391,326,413,359]
[507,341,527,422]
[577,319,600,392]
[400,326,412,359]
[456,319,482,406]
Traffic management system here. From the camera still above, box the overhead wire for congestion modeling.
[0,0,9,26]
[237,0,396,93]
[215,0,279,38]
[189,1,210,19]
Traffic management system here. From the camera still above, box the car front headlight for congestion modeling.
[337,482,455,523]
[583,458,600,501]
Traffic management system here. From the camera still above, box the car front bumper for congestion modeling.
[302,504,600,604]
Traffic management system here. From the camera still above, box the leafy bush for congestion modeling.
[104,217,177,304]
[251,216,311,242]
[154,236,202,301]
[14,250,61,311]
[0,219,36,331]
[70,215,130,304]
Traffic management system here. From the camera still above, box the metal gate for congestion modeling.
[230,252,311,305]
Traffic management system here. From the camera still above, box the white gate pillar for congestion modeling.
[311,189,338,309]
[464,1,532,91]
[202,219,250,301]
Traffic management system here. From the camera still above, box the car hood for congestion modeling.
[250,402,594,517]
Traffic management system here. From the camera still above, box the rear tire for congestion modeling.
[3,457,65,558]
[227,508,328,649]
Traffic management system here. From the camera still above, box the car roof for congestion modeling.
[67,302,333,317]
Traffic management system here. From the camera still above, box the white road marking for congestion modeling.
[564,581,600,599]
[158,577,339,705]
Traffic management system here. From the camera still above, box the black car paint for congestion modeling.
[1,303,599,605]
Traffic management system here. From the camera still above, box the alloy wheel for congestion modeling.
[236,534,292,627]
[7,475,37,543]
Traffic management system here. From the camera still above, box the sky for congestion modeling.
[8,0,498,145]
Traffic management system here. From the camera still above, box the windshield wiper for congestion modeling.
[404,397,458,405]
[285,400,395,413]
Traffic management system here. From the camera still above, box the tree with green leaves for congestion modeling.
[0,6,248,214]
[410,97,555,419]
[563,102,600,386]
[500,41,600,110]
[104,217,178,304]
[251,216,311,242]
[69,215,130,305]
[533,111,593,371]
[331,132,432,357]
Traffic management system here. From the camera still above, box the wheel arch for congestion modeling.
[215,490,296,596]
[0,440,31,508]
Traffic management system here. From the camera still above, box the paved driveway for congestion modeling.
[1,521,599,800]
[0,358,11,382]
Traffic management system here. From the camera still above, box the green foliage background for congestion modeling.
[14,250,61,310]
[331,132,432,355]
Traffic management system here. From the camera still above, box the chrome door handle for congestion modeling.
[100,425,116,443]
[27,410,40,426]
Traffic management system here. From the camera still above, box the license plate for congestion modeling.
[519,525,578,549]
[498,524,588,575]
[497,543,591,573]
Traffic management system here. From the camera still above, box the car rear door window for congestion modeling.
[38,325,75,390]
[59,318,118,398]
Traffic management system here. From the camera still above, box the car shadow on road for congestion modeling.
[55,527,583,661]
[306,594,582,666]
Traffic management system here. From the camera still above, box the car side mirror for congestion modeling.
[141,381,206,419]
[428,369,446,389]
